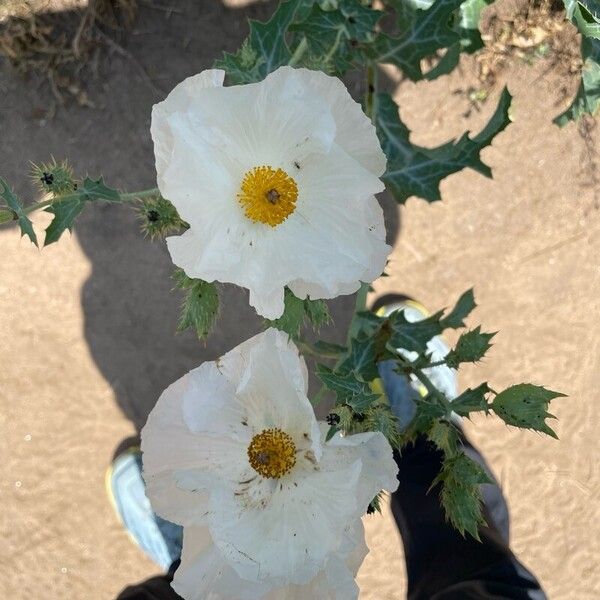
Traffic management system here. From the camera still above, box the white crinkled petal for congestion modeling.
[265,520,368,600]
[180,362,245,437]
[269,67,386,176]
[233,329,321,458]
[152,69,225,197]
[141,365,249,524]
[322,430,399,514]
[144,470,209,527]
[172,520,367,600]
[208,461,362,585]
[217,327,309,392]
[172,526,270,600]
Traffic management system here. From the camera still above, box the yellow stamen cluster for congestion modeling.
[247,428,297,479]
[238,166,298,227]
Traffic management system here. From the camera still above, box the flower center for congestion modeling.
[247,428,296,479]
[238,166,298,227]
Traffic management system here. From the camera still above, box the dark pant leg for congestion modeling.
[116,561,182,600]
[391,436,546,600]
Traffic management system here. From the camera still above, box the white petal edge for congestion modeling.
[152,69,225,194]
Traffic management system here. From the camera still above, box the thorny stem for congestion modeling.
[396,353,453,415]
[19,187,160,217]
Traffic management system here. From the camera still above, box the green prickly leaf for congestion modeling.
[316,364,380,412]
[427,420,459,456]
[365,404,402,447]
[451,382,491,416]
[339,321,393,381]
[0,177,37,246]
[79,177,121,202]
[290,0,382,73]
[44,197,86,245]
[491,384,565,438]
[434,452,492,538]
[366,0,463,81]
[424,0,495,80]
[442,288,477,329]
[376,88,512,204]
[216,0,308,83]
[388,309,445,354]
[445,326,495,368]
[43,177,121,246]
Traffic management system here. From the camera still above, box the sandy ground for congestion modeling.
[1,1,599,598]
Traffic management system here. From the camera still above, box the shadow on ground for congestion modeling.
[1,0,400,431]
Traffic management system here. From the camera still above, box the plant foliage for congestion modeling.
[0,0,568,541]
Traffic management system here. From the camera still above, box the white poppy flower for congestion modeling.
[151,66,390,319]
[141,328,398,590]
[171,520,367,600]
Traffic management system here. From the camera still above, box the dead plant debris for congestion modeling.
[477,0,581,87]
[0,0,137,107]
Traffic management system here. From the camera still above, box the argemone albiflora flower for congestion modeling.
[141,328,398,593]
[151,67,390,319]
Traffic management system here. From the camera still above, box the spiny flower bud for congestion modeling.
[31,158,76,196]
[137,195,187,239]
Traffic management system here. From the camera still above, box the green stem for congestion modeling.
[120,188,160,201]
[288,37,309,67]
[22,198,53,215]
[22,187,159,217]
[396,354,452,414]
[296,340,329,360]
